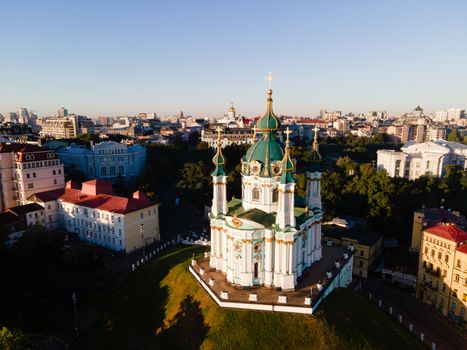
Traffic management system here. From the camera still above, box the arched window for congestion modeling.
[272,188,279,203]
[252,187,260,201]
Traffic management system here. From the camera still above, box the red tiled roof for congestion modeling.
[424,223,467,243]
[456,244,467,255]
[29,188,66,202]
[81,179,113,195]
[59,188,154,214]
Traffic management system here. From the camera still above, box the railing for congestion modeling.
[425,267,441,277]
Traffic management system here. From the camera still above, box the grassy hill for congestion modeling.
[78,245,424,350]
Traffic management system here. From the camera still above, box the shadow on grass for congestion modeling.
[155,295,209,350]
[72,246,206,350]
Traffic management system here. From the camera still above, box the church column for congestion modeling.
[264,236,273,286]
[281,242,288,275]
[288,242,294,275]
[210,226,217,269]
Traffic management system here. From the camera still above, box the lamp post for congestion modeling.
[140,224,145,258]
[72,292,78,338]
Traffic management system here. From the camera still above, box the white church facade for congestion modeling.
[209,88,325,291]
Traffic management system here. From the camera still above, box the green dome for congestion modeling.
[242,134,283,177]
[256,89,280,132]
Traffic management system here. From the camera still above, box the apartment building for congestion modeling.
[0,143,65,211]
[416,223,467,328]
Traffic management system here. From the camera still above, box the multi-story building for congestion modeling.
[411,207,466,252]
[416,223,467,327]
[377,140,467,179]
[0,143,65,211]
[201,127,255,148]
[39,115,94,139]
[426,126,447,141]
[55,141,146,184]
[333,119,350,134]
[58,107,68,117]
[323,226,383,278]
[28,180,160,253]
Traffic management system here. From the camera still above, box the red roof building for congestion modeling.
[424,223,467,243]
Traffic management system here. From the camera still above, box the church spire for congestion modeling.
[280,127,295,184]
[310,125,322,171]
[256,73,280,133]
[212,126,226,176]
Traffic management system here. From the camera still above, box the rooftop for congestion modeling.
[29,181,157,214]
[7,203,44,216]
[424,223,467,243]
[322,225,382,246]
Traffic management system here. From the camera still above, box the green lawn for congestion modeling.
[2,246,425,350]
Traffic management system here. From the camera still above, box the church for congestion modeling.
[209,87,324,291]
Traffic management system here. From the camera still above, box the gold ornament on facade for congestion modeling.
[232,215,242,228]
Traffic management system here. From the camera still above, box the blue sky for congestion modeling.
[1,0,466,117]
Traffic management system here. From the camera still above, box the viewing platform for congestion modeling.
[190,244,354,314]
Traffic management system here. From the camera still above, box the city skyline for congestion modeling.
[1,1,467,116]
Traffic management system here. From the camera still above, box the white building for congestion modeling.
[377,140,467,180]
[29,180,160,253]
[209,88,326,291]
[0,143,65,212]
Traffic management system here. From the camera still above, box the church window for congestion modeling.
[272,188,278,203]
[252,187,260,201]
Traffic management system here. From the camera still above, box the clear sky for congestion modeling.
[1,0,466,117]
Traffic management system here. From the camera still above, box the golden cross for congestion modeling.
[265,72,275,89]
[216,126,222,141]
[285,126,292,141]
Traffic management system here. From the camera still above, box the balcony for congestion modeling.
[425,267,441,277]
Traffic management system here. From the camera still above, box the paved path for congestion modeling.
[363,279,467,350]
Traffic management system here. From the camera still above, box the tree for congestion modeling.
[447,129,461,142]
[0,326,28,350]
[176,162,211,207]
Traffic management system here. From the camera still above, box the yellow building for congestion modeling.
[411,207,466,252]
[416,223,467,328]
[323,226,383,278]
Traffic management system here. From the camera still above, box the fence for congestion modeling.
[363,290,439,350]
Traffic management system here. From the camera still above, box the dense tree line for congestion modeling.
[131,133,465,243]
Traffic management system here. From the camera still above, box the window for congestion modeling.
[445,255,449,263]
[28,183,34,189]
[101,167,107,176]
[455,274,460,282]
[27,173,30,179]
[359,260,364,267]
[252,187,260,201]
[254,262,259,279]
[118,166,124,175]
[431,249,435,257]
[438,252,442,259]
[53,170,56,175]
[33,172,36,178]
[360,250,364,256]
[272,188,279,203]
[54,179,57,184]
[424,247,428,254]
[110,166,116,176]
[58,169,61,174]
[456,259,461,268]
